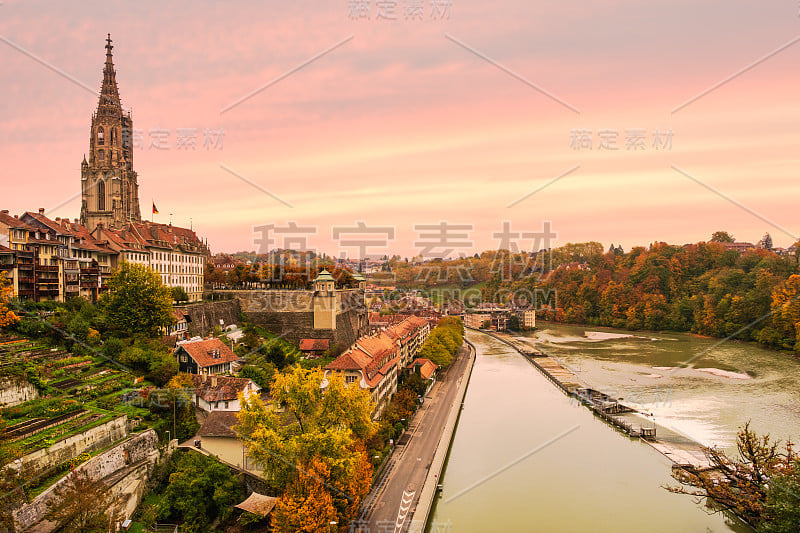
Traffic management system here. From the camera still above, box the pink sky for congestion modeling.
[1,0,799,257]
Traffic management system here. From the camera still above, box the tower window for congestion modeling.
[97,180,106,211]
[97,149,105,163]
[97,127,105,145]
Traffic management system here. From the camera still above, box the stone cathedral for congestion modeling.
[80,35,142,230]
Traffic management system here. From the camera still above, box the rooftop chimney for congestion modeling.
[38,208,45,215]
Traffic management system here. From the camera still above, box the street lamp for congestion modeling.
[329,520,338,532]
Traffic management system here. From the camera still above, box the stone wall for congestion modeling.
[229,289,366,346]
[187,290,367,347]
[17,415,128,477]
[178,299,242,337]
[0,377,38,408]
[13,429,161,532]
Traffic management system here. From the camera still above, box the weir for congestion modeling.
[472,327,711,469]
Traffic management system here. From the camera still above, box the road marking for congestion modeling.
[395,489,416,532]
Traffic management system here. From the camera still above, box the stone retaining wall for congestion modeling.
[0,377,39,408]
[13,429,161,531]
[16,415,128,477]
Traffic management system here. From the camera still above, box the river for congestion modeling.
[429,327,788,532]
[526,323,800,452]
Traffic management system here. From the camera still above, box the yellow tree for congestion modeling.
[237,367,375,528]
[0,273,18,328]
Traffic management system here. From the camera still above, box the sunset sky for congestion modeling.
[1,0,799,257]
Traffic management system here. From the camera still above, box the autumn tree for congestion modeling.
[0,273,18,328]
[236,367,375,529]
[44,469,119,533]
[769,275,800,352]
[100,262,174,337]
[271,456,338,533]
[668,422,797,529]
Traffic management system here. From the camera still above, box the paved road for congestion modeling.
[355,342,474,533]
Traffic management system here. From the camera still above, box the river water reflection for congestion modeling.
[430,330,752,532]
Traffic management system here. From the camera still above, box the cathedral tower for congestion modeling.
[80,34,141,230]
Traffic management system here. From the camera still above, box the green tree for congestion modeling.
[759,462,800,532]
[239,363,275,389]
[100,262,174,337]
[710,231,735,243]
[157,451,242,532]
[171,285,189,303]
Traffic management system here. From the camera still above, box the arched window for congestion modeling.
[97,127,105,146]
[97,149,105,163]
[97,180,106,211]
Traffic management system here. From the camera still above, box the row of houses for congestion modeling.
[322,315,436,416]
[0,208,208,303]
[463,305,536,331]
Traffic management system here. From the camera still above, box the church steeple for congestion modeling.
[80,35,141,230]
[98,34,122,115]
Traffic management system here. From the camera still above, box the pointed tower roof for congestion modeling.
[98,33,122,114]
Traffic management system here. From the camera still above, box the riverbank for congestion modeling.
[534,319,798,360]
[415,340,475,530]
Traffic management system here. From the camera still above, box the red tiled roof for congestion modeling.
[191,374,259,402]
[409,358,438,380]
[299,338,330,351]
[0,212,35,230]
[177,338,238,368]
[325,348,373,371]
[197,410,239,437]
[356,333,397,360]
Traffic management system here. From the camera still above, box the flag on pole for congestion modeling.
[152,202,159,215]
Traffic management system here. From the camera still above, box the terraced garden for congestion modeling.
[0,335,147,457]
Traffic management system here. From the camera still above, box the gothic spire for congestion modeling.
[98,33,121,114]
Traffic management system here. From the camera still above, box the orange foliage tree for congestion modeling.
[0,272,18,328]
[271,456,338,533]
